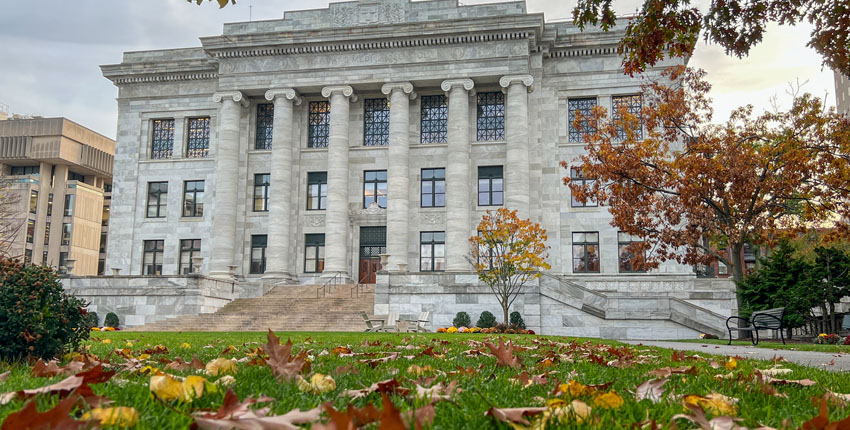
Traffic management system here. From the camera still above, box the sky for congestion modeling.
[0,0,837,139]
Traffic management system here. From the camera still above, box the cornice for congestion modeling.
[107,72,219,85]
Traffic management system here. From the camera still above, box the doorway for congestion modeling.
[358,226,386,284]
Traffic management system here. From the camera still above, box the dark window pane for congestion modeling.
[568,98,598,143]
[364,98,390,146]
[186,117,210,158]
[151,119,174,159]
[255,103,274,150]
[420,95,448,143]
[613,94,643,140]
[308,101,330,148]
[476,92,505,141]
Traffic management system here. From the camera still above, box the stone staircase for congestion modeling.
[127,284,375,332]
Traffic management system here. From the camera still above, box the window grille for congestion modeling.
[476,92,505,141]
[364,98,390,146]
[568,98,597,142]
[308,101,330,148]
[151,119,174,159]
[612,95,642,140]
[186,117,210,158]
[255,103,274,150]
[420,95,448,143]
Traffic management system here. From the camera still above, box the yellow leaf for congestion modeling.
[150,374,183,402]
[138,354,151,360]
[205,358,237,376]
[724,357,737,370]
[407,365,435,376]
[102,339,111,344]
[556,380,591,397]
[181,375,207,402]
[180,342,191,349]
[592,391,624,409]
[82,407,139,427]
[550,399,592,424]
[297,373,336,394]
[684,393,737,416]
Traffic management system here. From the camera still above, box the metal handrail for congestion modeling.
[352,273,372,298]
[316,272,342,298]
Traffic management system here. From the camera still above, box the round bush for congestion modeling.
[476,311,497,328]
[510,311,526,329]
[0,258,90,361]
[85,311,99,328]
[105,312,120,328]
[452,312,471,328]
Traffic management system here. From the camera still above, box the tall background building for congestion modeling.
[0,117,114,275]
[836,71,850,115]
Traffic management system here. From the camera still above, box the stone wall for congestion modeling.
[62,275,237,327]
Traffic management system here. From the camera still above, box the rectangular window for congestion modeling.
[63,194,75,216]
[99,232,107,253]
[718,262,729,275]
[570,167,597,207]
[97,259,104,275]
[568,98,598,142]
[26,220,34,244]
[304,234,325,273]
[151,119,175,159]
[421,168,446,207]
[147,182,168,218]
[102,206,110,226]
[612,94,643,140]
[420,231,446,272]
[255,103,274,150]
[46,194,53,216]
[363,98,390,146]
[476,92,505,141]
[363,170,388,209]
[179,239,201,274]
[572,232,600,273]
[61,223,71,246]
[68,171,85,182]
[24,249,32,265]
[59,251,68,270]
[186,117,211,158]
[250,235,267,274]
[477,166,504,206]
[10,165,39,176]
[182,180,204,217]
[43,251,49,266]
[44,222,51,246]
[143,240,164,275]
[307,172,328,210]
[618,232,645,273]
[253,174,270,212]
[420,95,448,143]
[308,101,330,148]
[29,190,38,214]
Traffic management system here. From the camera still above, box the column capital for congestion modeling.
[321,85,358,102]
[212,91,249,108]
[265,88,303,106]
[499,75,534,93]
[381,82,417,100]
[440,79,475,93]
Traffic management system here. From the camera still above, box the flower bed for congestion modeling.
[436,326,535,335]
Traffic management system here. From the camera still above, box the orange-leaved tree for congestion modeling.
[468,208,550,324]
[564,65,850,285]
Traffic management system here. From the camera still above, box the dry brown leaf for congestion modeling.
[264,329,308,382]
[634,378,668,403]
[671,402,746,430]
[0,371,9,383]
[484,338,523,368]
[485,406,547,426]
[761,374,817,387]
[193,388,320,430]
[801,395,850,430]
[0,395,95,430]
[414,380,461,401]
[341,378,410,399]
[647,366,697,378]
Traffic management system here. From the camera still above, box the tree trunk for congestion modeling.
[502,302,509,326]
[730,243,746,285]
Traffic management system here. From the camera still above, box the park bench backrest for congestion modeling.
[751,308,784,329]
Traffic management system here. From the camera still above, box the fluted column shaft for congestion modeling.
[264,89,301,281]
[382,83,415,272]
[322,86,355,277]
[210,91,247,278]
[500,75,534,219]
[441,79,474,272]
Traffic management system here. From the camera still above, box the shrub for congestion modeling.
[85,311,99,328]
[452,312,471,328]
[0,258,90,361]
[510,311,526,329]
[476,311,497,328]
[105,312,120,328]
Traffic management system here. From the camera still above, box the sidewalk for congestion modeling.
[622,340,850,372]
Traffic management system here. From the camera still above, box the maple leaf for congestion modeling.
[1,364,115,407]
[672,402,747,430]
[81,406,140,427]
[683,393,738,416]
[634,378,668,403]
[759,373,817,387]
[414,381,462,402]
[0,395,95,430]
[331,346,352,356]
[511,371,550,388]
[264,329,308,382]
[193,389,322,430]
[318,403,381,429]
[341,378,410,399]
[30,359,82,377]
[165,355,206,371]
[803,395,850,430]
[647,366,697,378]
[360,352,400,368]
[484,338,523,368]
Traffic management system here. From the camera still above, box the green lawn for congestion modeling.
[683,338,850,353]
[2,331,850,429]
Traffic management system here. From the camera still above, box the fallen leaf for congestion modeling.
[0,372,9,383]
[672,402,745,430]
[264,329,308,382]
[297,374,336,394]
[414,381,461,401]
[485,406,547,426]
[484,338,523,368]
[82,406,140,427]
[205,358,237,376]
[341,378,410,399]
[193,389,321,430]
[0,395,94,430]
[647,366,697,378]
[801,395,850,430]
[760,374,817,387]
[759,367,793,377]
[725,357,738,370]
[593,391,624,409]
[635,378,668,403]
[684,393,738,416]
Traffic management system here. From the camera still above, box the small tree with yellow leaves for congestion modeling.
[469,208,550,324]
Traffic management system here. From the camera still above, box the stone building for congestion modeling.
[836,71,850,115]
[0,118,113,275]
[94,0,736,338]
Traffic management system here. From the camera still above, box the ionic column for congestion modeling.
[210,91,248,279]
[499,75,534,219]
[263,88,302,282]
[321,86,357,278]
[381,82,416,272]
[440,79,475,272]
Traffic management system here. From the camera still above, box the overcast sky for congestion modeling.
[0,0,836,139]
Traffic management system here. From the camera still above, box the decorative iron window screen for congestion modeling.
[568,98,598,142]
[612,94,642,140]
[476,92,505,141]
[364,98,390,146]
[151,119,174,159]
[186,117,210,158]
[420,95,448,143]
[255,103,274,150]
[308,101,330,148]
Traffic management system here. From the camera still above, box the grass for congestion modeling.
[2,331,850,429]
[682,338,850,353]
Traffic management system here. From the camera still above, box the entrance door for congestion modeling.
[358,226,386,284]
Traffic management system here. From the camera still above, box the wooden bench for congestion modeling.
[726,308,786,345]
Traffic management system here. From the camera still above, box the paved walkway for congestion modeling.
[622,340,850,372]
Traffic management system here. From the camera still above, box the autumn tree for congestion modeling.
[469,208,550,324]
[565,66,850,285]
[572,0,850,77]
[187,0,235,8]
